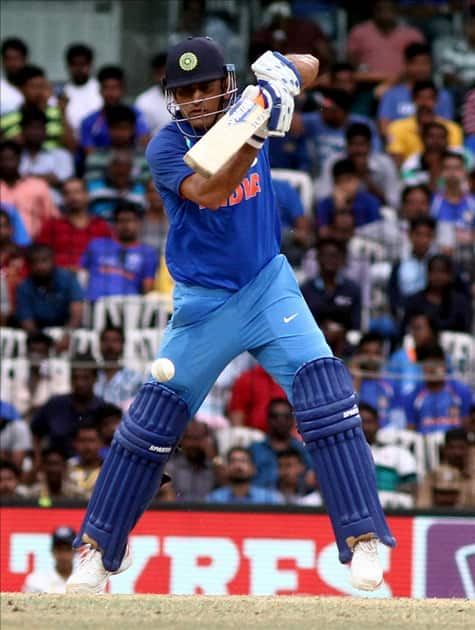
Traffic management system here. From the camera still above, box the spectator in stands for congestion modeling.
[302,209,372,318]
[0,208,28,319]
[23,527,76,593]
[347,0,424,82]
[15,244,84,344]
[300,238,362,331]
[360,402,417,508]
[249,398,311,490]
[79,65,150,153]
[400,183,432,221]
[0,140,58,238]
[319,316,354,361]
[36,177,112,271]
[273,178,312,264]
[0,202,31,246]
[317,122,400,207]
[418,464,464,508]
[63,43,102,136]
[0,459,24,498]
[95,326,143,409]
[402,254,472,333]
[249,1,332,72]
[388,216,437,318]
[95,403,122,458]
[432,428,475,507]
[404,345,472,434]
[165,419,219,501]
[13,332,70,422]
[276,448,310,504]
[169,0,245,77]
[387,312,440,402]
[397,184,432,258]
[84,105,149,182]
[0,274,9,326]
[134,52,170,135]
[463,88,475,154]
[0,37,28,115]
[206,446,282,504]
[378,42,453,137]
[330,62,374,118]
[31,353,106,460]
[19,107,74,200]
[267,132,312,173]
[25,447,80,501]
[316,159,381,235]
[400,121,449,190]
[431,152,475,268]
[67,421,103,499]
[0,64,75,150]
[298,89,380,173]
[440,11,475,91]
[350,333,398,428]
[228,364,286,432]
[81,201,158,301]
[139,179,169,252]
[87,149,146,222]
[387,80,463,165]
[0,400,32,470]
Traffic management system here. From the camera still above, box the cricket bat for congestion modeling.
[183,54,319,178]
[183,91,269,178]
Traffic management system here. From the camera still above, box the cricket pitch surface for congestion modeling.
[1,594,474,629]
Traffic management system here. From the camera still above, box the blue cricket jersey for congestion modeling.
[146,121,281,290]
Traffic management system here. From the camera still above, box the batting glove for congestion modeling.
[251,50,301,96]
[258,79,295,137]
[239,84,269,150]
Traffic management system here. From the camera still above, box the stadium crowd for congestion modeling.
[1,0,474,513]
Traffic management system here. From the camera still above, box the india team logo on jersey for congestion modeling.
[199,173,262,210]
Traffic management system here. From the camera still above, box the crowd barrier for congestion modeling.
[1,502,474,598]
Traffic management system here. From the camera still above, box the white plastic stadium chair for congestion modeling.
[0,327,27,358]
[271,168,314,216]
[349,236,387,264]
[70,329,101,360]
[440,331,475,380]
[0,358,29,407]
[124,328,162,362]
[215,426,266,458]
[376,428,426,480]
[93,294,173,333]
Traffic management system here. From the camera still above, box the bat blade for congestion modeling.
[183,92,269,178]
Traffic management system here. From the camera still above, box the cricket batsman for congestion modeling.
[67,37,395,594]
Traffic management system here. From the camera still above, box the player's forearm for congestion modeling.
[181,144,259,210]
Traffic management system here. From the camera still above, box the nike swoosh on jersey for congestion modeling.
[283,313,299,324]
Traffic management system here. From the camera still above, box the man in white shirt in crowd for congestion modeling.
[63,43,102,136]
[134,52,170,135]
[23,526,76,593]
[0,37,28,115]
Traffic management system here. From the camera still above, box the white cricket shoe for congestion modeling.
[66,544,132,594]
[349,538,383,591]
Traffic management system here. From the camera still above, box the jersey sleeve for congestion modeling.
[146,127,195,197]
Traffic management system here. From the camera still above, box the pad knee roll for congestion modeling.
[292,357,395,563]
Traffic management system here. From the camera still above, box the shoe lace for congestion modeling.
[78,544,96,565]
[356,539,378,554]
